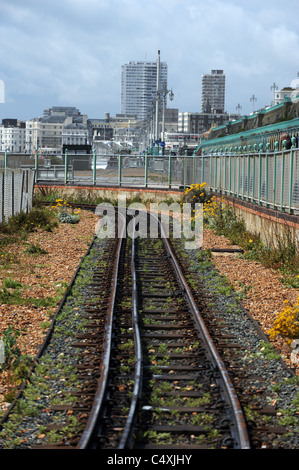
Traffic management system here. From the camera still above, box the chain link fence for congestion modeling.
[0,168,35,223]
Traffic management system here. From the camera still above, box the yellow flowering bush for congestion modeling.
[202,196,255,247]
[183,183,212,224]
[203,196,238,231]
[52,199,81,224]
[203,196,221,227]
[184,183,210,207]
[268,298,299,345]
[51,198,68,209]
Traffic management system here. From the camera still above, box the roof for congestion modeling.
[63,123,87,129]
[41,116,67,123]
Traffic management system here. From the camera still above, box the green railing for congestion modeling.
[1,142,299,214]
[0,150,196,190]
[196,141,299,214]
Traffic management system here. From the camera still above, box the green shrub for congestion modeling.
[3,278,22,289]
[25,243,48,255]
[5,208,57,234]
[58,211,80,224]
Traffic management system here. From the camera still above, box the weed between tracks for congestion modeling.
[131,236,226,449]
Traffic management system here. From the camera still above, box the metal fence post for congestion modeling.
[209,150,213,187]
[224,150,227,194]
[289,139,295,214]
[20,169,25,214]
[25,170,29,213]
[265,143,270,207]
[64,149,68,184]
[118,153,122,186]
[11,171,14,217]
[258,143,263,205]
[237,147,241,198]
[281,141,286,211]
[144,151,148,188]
[246,147,250,201]
[168,152,172,188]
[1,172,4,222]
[253,144,257,203]
[234,147,237,196]
[219,151,222,191]
[183,151,187,188]
[229,147,233,196]
[93,149,96,185]
[4,148,8,176]
[214,154,217,192]
[35,149,38,183]
[242,147,245,199]
[273,141,278,209]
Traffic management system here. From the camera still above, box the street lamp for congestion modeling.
[236,103,242,114]
[161,83,174,143]
[155,50,161,142]
[250,94,257,113]
[149,99,155,147]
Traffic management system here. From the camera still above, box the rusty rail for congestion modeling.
[118,212,143,449]
[76,207,126,449]
[156,214,251,449]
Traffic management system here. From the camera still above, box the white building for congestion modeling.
[178,110,239,135]
[0,119,26,153]
[121,55,168,120]
[25,107,89,154]
[178,112,192,133]
[25,116,67,154]
[274,87,294,105]
[201,70,226,113]
[272,79,299,105]
[61,122,89,147]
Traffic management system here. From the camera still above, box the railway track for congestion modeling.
[76,209,250,450]
[0,205,296,450]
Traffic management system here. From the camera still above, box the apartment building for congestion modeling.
[201,70,226,113]
[0,119,26,153]
[178,110,240,135]
[121,57,168,120]
[25,107,91,154]
[25,115,67,154]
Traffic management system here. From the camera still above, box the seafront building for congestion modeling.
[201,69,226,113]
[0,119,26,153]
[121,58,168,120]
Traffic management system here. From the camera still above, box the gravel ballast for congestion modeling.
[0,213,298,449]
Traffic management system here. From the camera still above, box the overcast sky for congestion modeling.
[1,0,299,121]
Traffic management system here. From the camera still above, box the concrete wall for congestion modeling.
[220,195,299,248]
